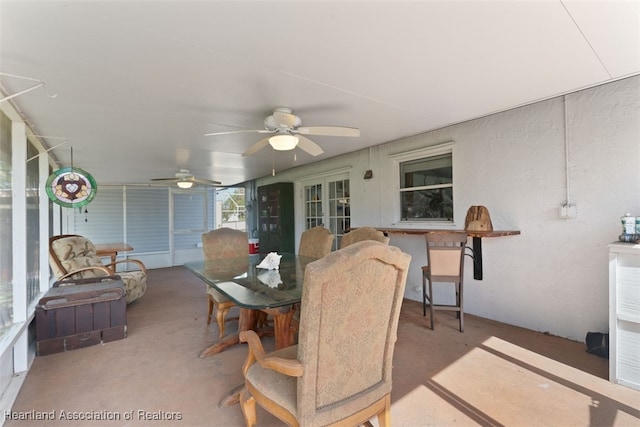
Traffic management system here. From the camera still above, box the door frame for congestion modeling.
[295,167,351,252]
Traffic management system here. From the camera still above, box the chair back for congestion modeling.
[298,225,333,259]
[425,232,467,281]
[296,240,411,425]
[201,228,248,260]
[49,234,107,279]
[339,226,390,249]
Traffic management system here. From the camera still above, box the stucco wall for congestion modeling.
[257,75,640,341]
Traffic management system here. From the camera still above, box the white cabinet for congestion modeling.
[608,242,640,391]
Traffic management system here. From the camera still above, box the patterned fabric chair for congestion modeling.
[202,227,248,339]
[290,225,334,342]
[239,240,411,427]
[339,226,390,249]
[49,234,147,304]
[298,225,333,259]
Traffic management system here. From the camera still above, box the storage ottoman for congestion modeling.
[36,277,127,356]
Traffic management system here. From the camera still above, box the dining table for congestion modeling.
[184,253,315,359]
[185,253,315,407]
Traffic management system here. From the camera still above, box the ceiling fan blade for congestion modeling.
[150,178,179,182]
[296,126,360,137]
[273,110,299,128]
[192,178,223,186]
[296,136,324,157]
[204,129,273,137]
[242,137,270,156]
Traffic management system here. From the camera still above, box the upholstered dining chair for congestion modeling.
[421,232,468,332]
[49,234,147,304]
[239,240,411,427]
[289,225,334,342]
[298,225,334,259]
[339,226,390,249]
[202,227,248,339]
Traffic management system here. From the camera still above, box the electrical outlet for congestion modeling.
[559,204,577,219]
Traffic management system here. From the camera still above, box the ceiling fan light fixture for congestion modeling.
[269,134,299,151]
[176,180,194,189]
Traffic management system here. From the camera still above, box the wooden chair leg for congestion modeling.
[239,387,257,427]
[428,280,435,330]
[206,295,214,325]
[459,282,464,333]
[216,305,230,339]
[376,395,391,427]
[422,272,427,316]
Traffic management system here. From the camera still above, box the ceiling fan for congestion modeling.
[204,107,360,157]
[150,169,222,189]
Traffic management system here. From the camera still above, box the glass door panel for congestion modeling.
[171,189,206,265]
[328,178,350,250]
[304,183,323,229]
[302,175,350,251]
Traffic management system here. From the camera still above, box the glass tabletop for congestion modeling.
[184,253,315,309]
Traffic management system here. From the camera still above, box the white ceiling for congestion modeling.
[1,1,639,187]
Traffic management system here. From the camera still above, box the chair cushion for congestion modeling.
[206,286,230,303]
[245,345,299,416]
[61,256,108,278]
[120,271,147,304]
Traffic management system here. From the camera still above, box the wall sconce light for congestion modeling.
[269,134,299,151]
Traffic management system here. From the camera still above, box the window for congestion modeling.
[0,111,12,337]
[399,149,453,222]
[216,187,245,230]
[26,142,40,304]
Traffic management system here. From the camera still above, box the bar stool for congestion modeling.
[421,232,469,332]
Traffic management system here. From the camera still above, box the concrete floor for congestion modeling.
[7,266,639,426]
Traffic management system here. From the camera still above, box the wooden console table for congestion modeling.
[95,242,134,269]
[372,228,520,280]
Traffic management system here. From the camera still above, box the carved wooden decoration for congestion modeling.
[465,205,493,231]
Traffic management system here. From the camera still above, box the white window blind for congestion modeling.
[126,187,169,253]
[74,187,124,243]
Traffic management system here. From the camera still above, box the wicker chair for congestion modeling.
[339,226,390,249]
[49,234,147,304]
[239,240,411,427]
[202,227,248,339]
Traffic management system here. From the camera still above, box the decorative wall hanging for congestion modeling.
[46,167,97,208]
[45,147,97,208]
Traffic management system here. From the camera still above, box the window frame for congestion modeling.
[390,141,454,225]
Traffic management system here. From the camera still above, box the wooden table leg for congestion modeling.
[198,335,240,358]
[198,308,258,358]
[272,309,295,350]
[260,305,296,350]
[215,306,297,407]
[218,384,245,407]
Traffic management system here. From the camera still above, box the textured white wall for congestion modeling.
[258,76,640,341]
